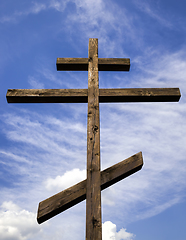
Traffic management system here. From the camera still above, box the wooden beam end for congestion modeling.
[6,89,17,103]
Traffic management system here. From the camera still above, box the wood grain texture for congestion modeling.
[37,152,143,224]
[56,58,130,71]
[99,88,181,102]
[86,38,101,240]
[6,89,88,103]
[7,88,181,103]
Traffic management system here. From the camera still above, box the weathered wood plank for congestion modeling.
[6,89,88,103]
[7,88,181,103]
[56,58,88,71]
[56,58,130,71]
[98,58,130,71]
[99,88,181,102]
[37,152,143,224]
[86,38,101,240]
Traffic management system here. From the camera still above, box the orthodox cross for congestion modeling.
[7,38,181,240]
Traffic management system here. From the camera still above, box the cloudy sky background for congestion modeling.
[0,0,186,239]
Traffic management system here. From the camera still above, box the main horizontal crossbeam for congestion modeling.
[6,88,181,103]
[37,152,143,224]
[56,58,130,71]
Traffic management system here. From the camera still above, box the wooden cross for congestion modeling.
[6,38,181,240]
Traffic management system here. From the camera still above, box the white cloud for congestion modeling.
[0,201,41,240]
[103,221,135,240]
[45,168,86,191]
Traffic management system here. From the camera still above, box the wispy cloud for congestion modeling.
[0,0,136,57]
[133,0,172,28]
[62,0,136,57]
[1,111,87,172]
[132,48,186,90]
[28,76,45,89]
[0,150,31,164]
[0,2,47,23]
[100,48,186,223]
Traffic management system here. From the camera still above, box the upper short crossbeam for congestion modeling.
[56,58,130,71]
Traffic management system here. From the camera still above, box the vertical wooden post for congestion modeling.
[86,39,102,239]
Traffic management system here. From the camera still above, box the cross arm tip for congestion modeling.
[6,89,15,103]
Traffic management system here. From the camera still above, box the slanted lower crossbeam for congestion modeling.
[37,152,143,224]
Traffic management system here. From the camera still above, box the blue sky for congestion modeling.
[0,0,186,239]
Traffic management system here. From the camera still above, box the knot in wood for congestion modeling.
[92,217,100,228]
[92,125,98,133]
